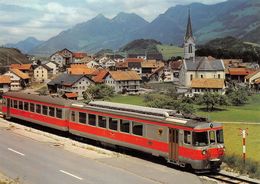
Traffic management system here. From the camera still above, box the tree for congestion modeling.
[198,92,220,111]
[83,84,114,102]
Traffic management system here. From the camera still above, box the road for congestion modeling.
[0,120,205,184]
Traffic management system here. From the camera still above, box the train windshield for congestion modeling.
[192,132,208,147]
[216,129,224,143]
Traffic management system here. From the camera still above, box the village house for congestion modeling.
[190,78,225,96]
[92,69,109,84]
[45,61,58,74]
[50,48,73,68]
[73,52,87,63]
[86,60,101,68]
[108,54,125,62]
[34,64,53,82]
[99,58,116,69]
[170,60,183,79]
[67,65,96,76]
[47,73,94,100]
[4,69,30,91]
[244,69,260,89]
[10,64,33,77]
[141,60,164,77]
[125,58,144,75]
[105,71,141,93]
[0,75,11,93]
[226,68,256,82]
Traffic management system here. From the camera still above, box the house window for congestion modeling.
[190,74,193,81]
[218,74,221,79]
[201,75,203,78]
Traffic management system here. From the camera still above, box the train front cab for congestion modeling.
[168,124,224,171]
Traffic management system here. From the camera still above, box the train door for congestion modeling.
[169,128,179,161]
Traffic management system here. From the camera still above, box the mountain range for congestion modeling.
[5,37,43,54]
[19,0,260,55]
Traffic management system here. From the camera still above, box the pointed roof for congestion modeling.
[185,9,194,41]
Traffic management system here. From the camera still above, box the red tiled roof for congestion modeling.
[228,68,255,76]
[170,60,183,70]
[125,58,144,63]
[92,69,108,83]
[10,64,32,70]
[64,92,78,98]
[10,69,29,79]
[109,71,141,81]
[67,67,96,75]
[191,78,225,89]
[0,75,11,84]
[73,52,87,59]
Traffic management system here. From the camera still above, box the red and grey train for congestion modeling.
[2,92,225,171]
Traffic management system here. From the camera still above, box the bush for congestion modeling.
[224,154,260,179]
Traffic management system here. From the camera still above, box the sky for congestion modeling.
[0,0,227,45]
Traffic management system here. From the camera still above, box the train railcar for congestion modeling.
[2,92,72,131]
[1,92,225,171]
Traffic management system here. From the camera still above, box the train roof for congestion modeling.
[89,101,178,118]
[3,92,73,107]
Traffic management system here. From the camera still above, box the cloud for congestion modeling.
[0,0,227,45]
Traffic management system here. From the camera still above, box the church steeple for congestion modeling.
[185,9,194,41]
[184,9,195,60]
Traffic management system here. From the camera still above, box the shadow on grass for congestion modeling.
[198,107,228,112]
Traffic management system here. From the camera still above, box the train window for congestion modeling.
[36,104,41,114]
[132,122,143,136]
[79,112,86,124]
[71,111,76,122]
[209,131,216,144]
[13,100,17,109]
[120,120,130,133]
[98,116,107,128]
[88,114,96,126]
[56,108,62,119]
[30,103,35,112]
[18,101,23,110]
[42,106,48,115]
[109,118,118,131]
[49,107,55,117]
[10,100,13,107]
[24,102,29,111]
[192,132,208,147]
[184,131,191,145]
[2,98,6,105]
[216,130,224,143]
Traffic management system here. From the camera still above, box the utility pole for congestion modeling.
[239,128,248,167]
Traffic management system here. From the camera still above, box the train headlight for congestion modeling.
[202,149,207,155]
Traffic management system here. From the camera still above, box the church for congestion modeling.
[179,10,226,94]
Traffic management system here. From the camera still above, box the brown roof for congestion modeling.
[115,61,128,69]
[228,68,255,76]
[10,64,32,70]
[70,64,87,68]
[92,69,109,83]
[109,71,141,81]
[191,78,225,89]
[73,52,87,59]
[0,75,11,84]
[67,67,96,75]
[125,58,144,63]
[141,60,164,68]
[245,69,260,80]
[64,92,78,98]
[10,69,29,79]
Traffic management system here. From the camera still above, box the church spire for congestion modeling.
[185,9,193,41]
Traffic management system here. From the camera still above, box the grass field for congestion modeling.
[223,123,260,163]
[196,94,260,123]
[156,44,183,60]
[109,95,146,106]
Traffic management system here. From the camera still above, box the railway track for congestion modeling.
[205,172,260,184]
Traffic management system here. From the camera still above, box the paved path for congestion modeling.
[0,120,204,184]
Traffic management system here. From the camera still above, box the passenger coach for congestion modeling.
[2,92,225,171]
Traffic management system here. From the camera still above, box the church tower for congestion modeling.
[184,9,195,60]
